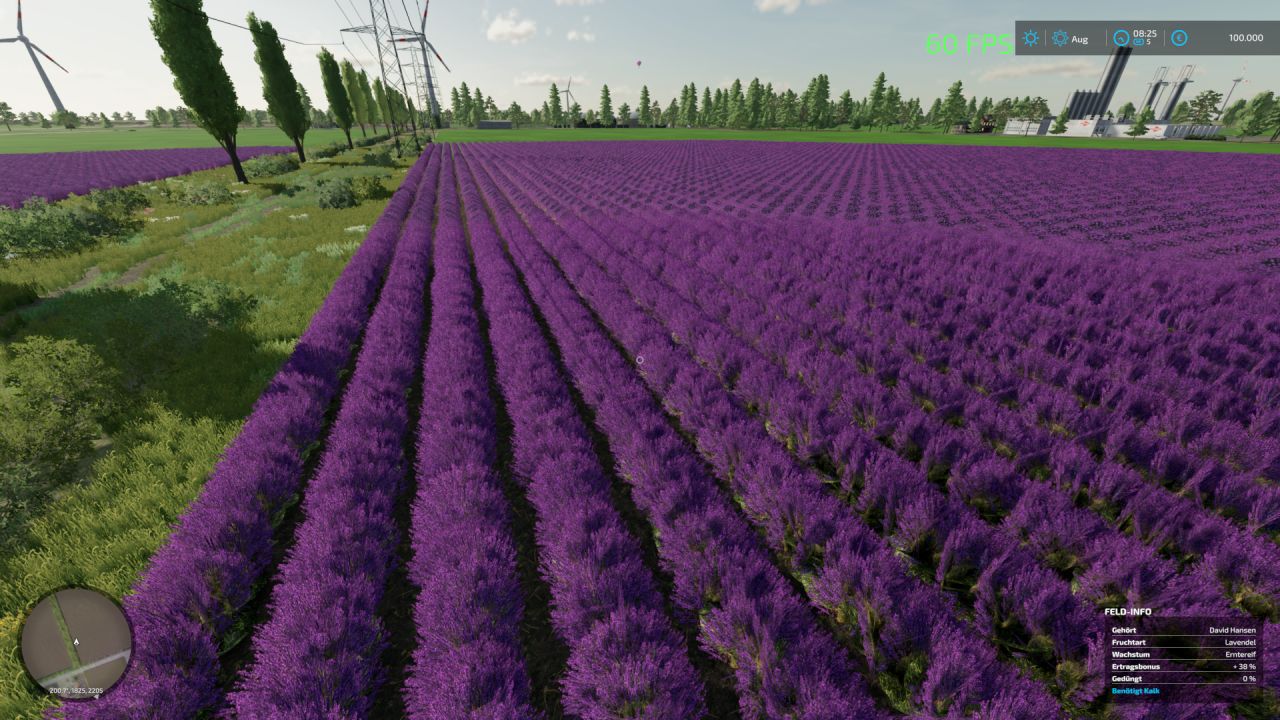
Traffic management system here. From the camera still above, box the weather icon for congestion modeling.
[1022,29,1040,48]
[1052,30,1070,47]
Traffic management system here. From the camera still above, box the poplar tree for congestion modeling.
[358,71,381,133]
[149,0,247,182]
[373,78,394,135]
[248,13,310,161]
[341,60,369,137]
[317,48,354,148]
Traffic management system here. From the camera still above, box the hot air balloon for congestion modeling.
[636,60,642,67]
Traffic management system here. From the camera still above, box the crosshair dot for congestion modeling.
[636,356,645,365]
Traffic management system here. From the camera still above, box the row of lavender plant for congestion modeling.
[564,139,1280,443]
[461,146,1064,719]
[531,143,1280,537]
[55,148,435,719]
[225,148,441,717]
[402,147,538,719]
[558,194,1280,707]
[0,146,292,207]
[540,191,1275,712]
[554,141,1280,465]
[483,151,1122,703]
[498,151,1280,696]
[633,209,1280,623]
[457,147,707,719]
[453,148,898,720]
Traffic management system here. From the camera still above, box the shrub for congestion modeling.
[362,148,395,167]
[244,153,301,178]
[354,134,390,148]
[0,337,120,477]
[0,282,39,314]
[1,200,103,260]
[316,177,358,209]
[312,143,347,160]
[352,175,388,201]
[158,180,235,206]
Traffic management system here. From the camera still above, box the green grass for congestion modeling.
[0,125,363,154]
[6,123,1275,155]
[0,142,414,719]
[436,126,1280,154]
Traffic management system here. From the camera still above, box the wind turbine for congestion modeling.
[559,78,578,127]
[1217,64,1246,121]
[393,0,450,129]
[2,0,68,113]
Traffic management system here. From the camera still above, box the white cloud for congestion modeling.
[555,0,600,5]
[567,30,596,42]
[515,72,588,87]
[980,60,1102,82]
[754,0,829,14]
[487,9,537,44]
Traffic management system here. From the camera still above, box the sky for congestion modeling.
[3,1,1277,118]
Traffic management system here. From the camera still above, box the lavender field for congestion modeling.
[61,142,1280,720]
[0,147,290,208]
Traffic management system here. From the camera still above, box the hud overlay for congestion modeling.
[20,587,132,700]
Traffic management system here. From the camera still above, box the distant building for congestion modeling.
[478,119,513,130]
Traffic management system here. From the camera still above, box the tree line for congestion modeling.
[436,70,1280,142]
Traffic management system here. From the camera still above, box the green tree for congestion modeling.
[0,102,13,131]
[101,110,112,128]
[1270,102,1280,141]
[699,86,712,127]
[149,0,248,182]
[473,87,486,123]
[1187,89,1223,124]
[1127,105,1153,137]
[836,90,854,126]
[1116,101,1136,122]
[1049,105,1070,134]
[600,84,614,126]
[569,102,582,126]
[618,102,631,126]
[1221,98,1247,126]
[457,81,472,126]
[548,83,564,127]
[54,109,80,129]
[664,97,678,128]
[745,78,764,129]
[638,85,652,127]
[373,78,393,137]
[248,13,311,161]
[1170,100,1191,123]
[867,72,887,130]
[925,97,942,126]
[939,80,966,130]
[805,74,831,129]
[340,60,368,138]
[316,48,354,148]
[358,71,380,133]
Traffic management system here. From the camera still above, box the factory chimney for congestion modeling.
[1159,65,1195,121]
[1089,45,1132,118]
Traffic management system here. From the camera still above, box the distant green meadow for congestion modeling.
[2,124,1278,154]
[434,126,1280,154]
[0,126,356,154]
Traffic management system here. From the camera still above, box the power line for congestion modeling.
[155,0,337,46]
[335,0,379,66]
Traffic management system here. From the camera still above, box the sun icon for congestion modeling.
[1022,30,1040,48]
